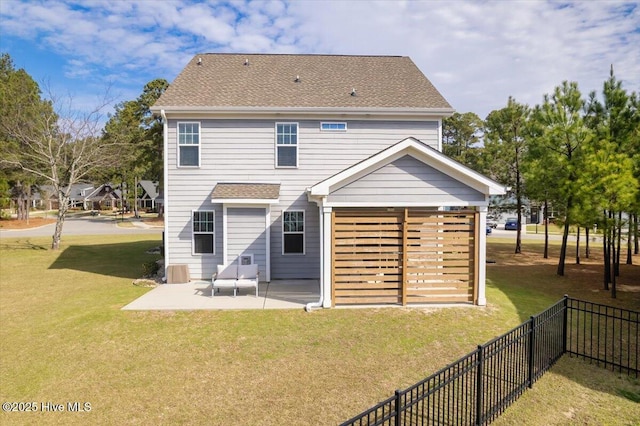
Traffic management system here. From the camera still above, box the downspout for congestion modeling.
[161,109,169,281]
[305,201,325,311]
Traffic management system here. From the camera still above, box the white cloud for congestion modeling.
[0,0,638,119]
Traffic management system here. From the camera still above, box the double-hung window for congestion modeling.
[192,210,214,254]
[276,123,298,168]
[282,210,304,254]
[178,122,200,167]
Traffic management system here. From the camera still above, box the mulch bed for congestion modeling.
[0,217,57,229]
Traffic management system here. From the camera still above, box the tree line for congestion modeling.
[0,53,167,249]
[444,68,639,297]
[1,51,638,297]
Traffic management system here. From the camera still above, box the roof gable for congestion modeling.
[138,180,159,198]
[328,155,485,205]
[153,54,452,112]
[309,138,506,199]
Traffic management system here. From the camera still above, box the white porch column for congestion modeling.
[222,205,228,264]
[477,205,488,306]
[322,205,332,308]
[265,205,271,282]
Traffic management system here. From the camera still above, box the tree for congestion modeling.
[577,143,637,296]
[534,82,592,276]
[0,53,49,221]
[585,67,639,295]
[0,53,124,249]
[99,79,168,216]
[442,112,484,171]
[524,108,565,259]
[484,97,530,253]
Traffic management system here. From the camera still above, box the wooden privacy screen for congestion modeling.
[332,208,477,306]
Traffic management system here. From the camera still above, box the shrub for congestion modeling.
[142,260,160,277]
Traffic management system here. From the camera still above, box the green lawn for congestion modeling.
[0,234,638,425]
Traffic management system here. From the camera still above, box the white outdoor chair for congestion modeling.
[235,264,259,297]
[212,264,237,297]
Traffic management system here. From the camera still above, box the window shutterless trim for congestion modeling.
[282,209,305,255]
[192,209,215,255]
[275,122,298,168]
[320,121,347,131]
[177,121,201,168]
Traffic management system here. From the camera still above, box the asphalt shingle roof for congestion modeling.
[153,54,452,110]
[211,183,281,200]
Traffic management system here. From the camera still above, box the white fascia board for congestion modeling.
[323,201,489,208]
[407,149,507,195]
[310,137,506,197]
[151,106,455,120]
[84,185,103,199]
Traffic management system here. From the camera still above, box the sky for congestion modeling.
[1,0,639,121]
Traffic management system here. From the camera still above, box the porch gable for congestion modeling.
[327,155,485,206]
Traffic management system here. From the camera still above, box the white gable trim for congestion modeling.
[308,137,505,198]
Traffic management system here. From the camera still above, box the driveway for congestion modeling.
[0,214,162,238]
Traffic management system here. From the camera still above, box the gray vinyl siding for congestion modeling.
[328,155,485,204]
[226,208,267,279]
[166,118,440,279]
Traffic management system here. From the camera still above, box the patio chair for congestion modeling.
[235,264,259,297]
[212,264,237,297]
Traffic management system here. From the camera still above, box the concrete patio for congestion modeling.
[122,279,320,311]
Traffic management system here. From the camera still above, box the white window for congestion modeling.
[276,123,298,168]
[178,122,200,167]
[282,210,304,254]
[320,122,347,131]
[192,210,214,254]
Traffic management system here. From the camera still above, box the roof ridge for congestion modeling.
[196,53,406,58]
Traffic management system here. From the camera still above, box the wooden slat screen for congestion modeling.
[332,210,404,305]
[332,209,476,306]
[404,212,475,304]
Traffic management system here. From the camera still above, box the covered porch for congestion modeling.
[308,137,507,308]
[121,279,319,311]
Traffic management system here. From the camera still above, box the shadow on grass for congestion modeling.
[49,239,161,279]
[0,240,48,250]
[486,240,640,412]
[486,240,640,322]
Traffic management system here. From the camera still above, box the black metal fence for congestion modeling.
[340,296,639,426]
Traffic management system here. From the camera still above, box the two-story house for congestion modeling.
[151,54,505,308]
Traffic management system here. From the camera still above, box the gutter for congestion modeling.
[305,202,325,311]
[150,105,455,118]
[161,109,169,281]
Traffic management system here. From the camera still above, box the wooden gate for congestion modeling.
[332,208,477,306]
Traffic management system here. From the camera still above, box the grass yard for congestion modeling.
[0,234,638,425]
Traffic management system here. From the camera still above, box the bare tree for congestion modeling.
[2,87,123,249]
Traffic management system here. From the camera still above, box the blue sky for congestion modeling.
[1,0,639,120]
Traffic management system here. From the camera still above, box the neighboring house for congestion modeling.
[85,184,121,211]
[137,180,161,211]
[151,53,506,308]
[36,184,95,210]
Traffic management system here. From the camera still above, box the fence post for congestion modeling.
[394,389,402,426]
[562,295,569,354]
[528,316,536,388]
[475,345,484,426]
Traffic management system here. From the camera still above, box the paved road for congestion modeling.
[2,216,584,241]
[0,215,162,238]
[489,227,596,243]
